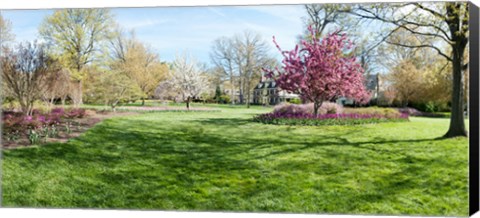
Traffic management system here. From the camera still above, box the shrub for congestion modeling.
[395,107,447,118]
[51,107,65,115]
[273,102,343,116]
[2,113,26,133]
[343,107,401,118]
[319,102,343,114]
[2,107,90,137]
[64,108,87,119]
[273,103,307,115]
[219,95,231,104]
[253,111,409,126]
[85,109,97,117]
[396,107,423,116]
[289,98,302,104]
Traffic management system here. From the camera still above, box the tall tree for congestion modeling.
[302,4,349,39]
[233,30,277,108]
[168,53,210,109]
[210,37,236,104]
[1,42,61,115]
[39,9,114,106]
[302,4,381,78]
[211,30,276,107]
[347,2,470,137]
[265,28,370,116]
[109,28,169,105]
[1,14,15,103]
[41,68,70,108]
[0,13,15,43]
[388,60,424,107]
[86,67,142,111]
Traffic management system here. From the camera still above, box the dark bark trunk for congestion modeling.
[444,44,467,137]
[49,97,55,107]
[313,101,323,116]
[444,2,468,138]
[246,82,251,108]
[141,98,145,106]
[230,73,235,105]
[186,96,191,110]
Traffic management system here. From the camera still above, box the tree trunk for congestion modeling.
[78,80,83,105]
[313,101,323,117]
[444,44,467,137]
[111,99,119,112]
[19,97,32,116]
[26,100,34,116]
[71,80,83,107]
[50,97,55,106]
[239,87,243,104]
[186,96,191,110]
[246,82,251,108]
[443,2,468,138]
[230,70,235,105]
[141,98,145,106]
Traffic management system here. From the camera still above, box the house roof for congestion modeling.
[254,81,276,90]
[254,73,379,91]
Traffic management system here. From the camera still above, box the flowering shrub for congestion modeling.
[51,107,65,115]
[64,108,87,119]
[343,107,402,119]
[273,102,343,116]
[2,107,101,147]
[253,111,409,126]
[395,107,447,117]
[319,102,343,115]
[2,107,88,137]
[273,103,306,115]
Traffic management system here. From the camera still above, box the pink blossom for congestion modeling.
[264,26,371,115]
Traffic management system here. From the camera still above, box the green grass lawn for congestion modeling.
[1,106,468,216]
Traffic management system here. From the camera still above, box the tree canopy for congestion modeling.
[265,27,370,116]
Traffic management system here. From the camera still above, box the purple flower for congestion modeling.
[37,115,46,122]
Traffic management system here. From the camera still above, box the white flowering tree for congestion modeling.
[169,53,210,109]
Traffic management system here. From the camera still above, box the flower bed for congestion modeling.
[2,107,94,147]
[253,112,409,126]
[115,106,221,113]
[395,107,449,118]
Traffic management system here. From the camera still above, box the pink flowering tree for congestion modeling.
[264,27,371,116]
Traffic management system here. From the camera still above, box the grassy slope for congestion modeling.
[1,105,468,216]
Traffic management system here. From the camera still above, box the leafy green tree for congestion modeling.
[85,68,142,111]
[109,28,169,105]
[214,85,222,103]
[347,2,470,137]
[39,9,114,106]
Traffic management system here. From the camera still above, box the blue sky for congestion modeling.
[2,5,306,66]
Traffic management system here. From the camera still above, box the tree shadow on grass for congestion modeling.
[194,117,252,126]
[4,116,449,169]
[2,116,461,211]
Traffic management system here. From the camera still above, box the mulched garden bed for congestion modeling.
[2,110,138,149]
[116,106,220,112]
